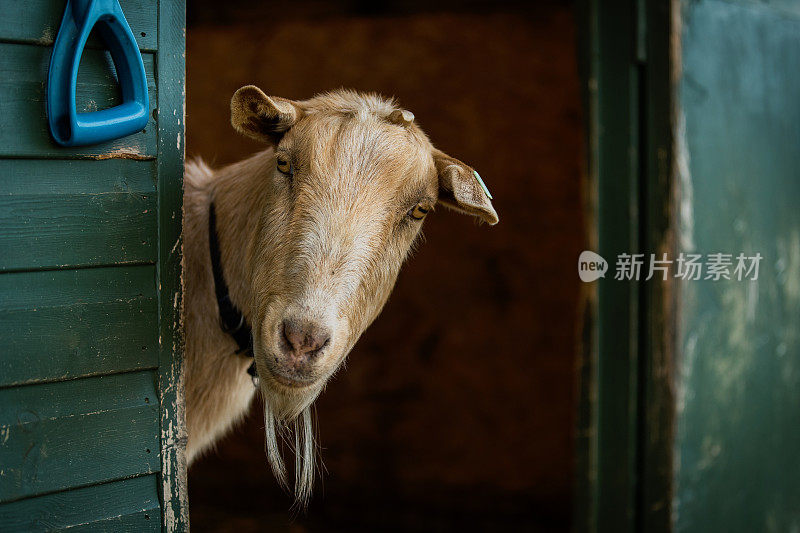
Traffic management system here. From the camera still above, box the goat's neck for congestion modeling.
[208,150,273,321]
[182,151,273,460]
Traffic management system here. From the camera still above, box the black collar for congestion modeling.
[208,202,258,385]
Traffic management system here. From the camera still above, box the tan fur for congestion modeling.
[183,87,497,502]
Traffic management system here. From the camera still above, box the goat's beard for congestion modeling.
[260,381,323,508]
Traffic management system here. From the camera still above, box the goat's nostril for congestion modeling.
[280,318,331,358]
[313,333,331,354]
[281,320,293,348]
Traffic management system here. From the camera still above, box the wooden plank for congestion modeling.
[0,159,157,271]
[0,0,158,52]
[1,300,158,387]
[0,372,160,502]
[156,1,189,530]
[0,266,158,387]
[0,475,160,532]
[0,264,155,310]
[57,510,160,532]
[0,371,157,431]
[0,42,157,159]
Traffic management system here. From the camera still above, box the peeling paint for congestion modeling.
[90,149,151,161]
[675,112,695,253]
[37,27,53,45]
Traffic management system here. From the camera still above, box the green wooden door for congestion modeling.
[0,1,187,530]
[578,1,800,531]
[673,1,800,530]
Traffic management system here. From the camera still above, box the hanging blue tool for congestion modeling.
[47,0,150,147]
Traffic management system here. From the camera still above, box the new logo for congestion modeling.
[578,251,608,282]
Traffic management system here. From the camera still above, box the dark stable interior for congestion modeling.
[186,1,583,530]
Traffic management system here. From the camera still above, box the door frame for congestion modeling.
[156,1,189,530]
[575,1,677,531]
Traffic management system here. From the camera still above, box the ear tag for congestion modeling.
[473,170,493,200]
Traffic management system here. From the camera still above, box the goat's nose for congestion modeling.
[281,318,330,359]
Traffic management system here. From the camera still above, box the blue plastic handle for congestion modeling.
[47,0,149,146]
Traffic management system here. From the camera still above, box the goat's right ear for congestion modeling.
[230,85,302,144]
[433,149,499,225]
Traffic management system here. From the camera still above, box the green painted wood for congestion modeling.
[155,1,189,530]
[0,264,155,310]
[674,1,800,531]
[577,1,678,531]
[0,159,157,271]
[0,475,160,532]
[639,1,676,531]
[58,510,160,532]
[0,406,159,500]
[0,2,186,528]
[0,266,158,387]
[0,42,157,159]
[0,372,160,503]
[1,300,159,387]
[0,0,158,52]
[577,0,643,531]
[0,371,156,423]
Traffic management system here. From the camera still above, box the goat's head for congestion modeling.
[230,85,498,503]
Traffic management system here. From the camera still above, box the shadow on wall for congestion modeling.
[186,1,583,531]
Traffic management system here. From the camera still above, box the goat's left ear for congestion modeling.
[230,85,303,144]
[433,149,499,225]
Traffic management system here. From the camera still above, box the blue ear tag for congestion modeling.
[47,0,150,146]
[473,170,493,200]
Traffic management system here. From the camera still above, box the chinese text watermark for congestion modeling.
[578,251,762,282]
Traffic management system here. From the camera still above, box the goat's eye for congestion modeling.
[408,203,429,220]
[276,156,292,175]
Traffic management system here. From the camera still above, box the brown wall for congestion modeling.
[186,2,583,531]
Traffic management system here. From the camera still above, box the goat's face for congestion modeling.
[231,86,498,422]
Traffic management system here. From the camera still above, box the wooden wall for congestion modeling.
[0,1,186,530]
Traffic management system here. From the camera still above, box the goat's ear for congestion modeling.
[230,85,302,144]
[433,149,499,225]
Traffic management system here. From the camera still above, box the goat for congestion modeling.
[183,86,498,504]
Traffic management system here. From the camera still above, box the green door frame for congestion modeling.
[156,1,189,530]
[575,1,675,531]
